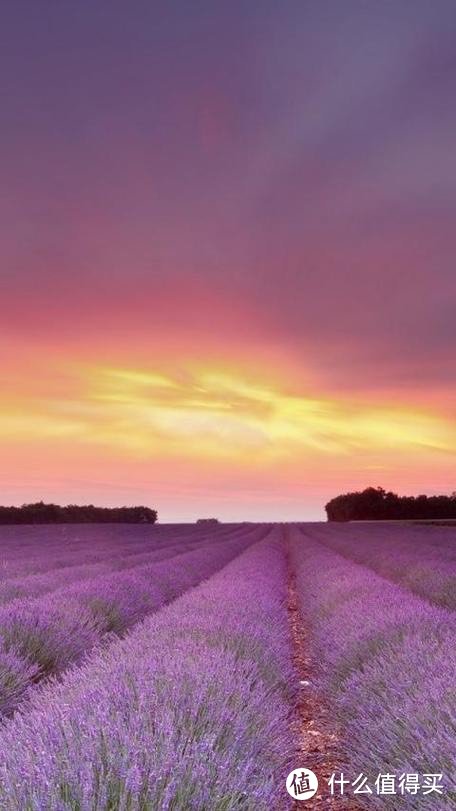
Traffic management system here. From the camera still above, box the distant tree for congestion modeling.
[325,487,456,522]
[0,503,158,525]
[196,518,220,525]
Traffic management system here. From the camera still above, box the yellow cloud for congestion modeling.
[0,363,454,467]
[98,368,178,389]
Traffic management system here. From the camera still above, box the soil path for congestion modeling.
[285,527,362,810]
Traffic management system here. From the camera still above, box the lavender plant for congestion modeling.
[0,522,237,580]
[303,522,456,609]
[0,530,294,810]
[290,527,456,809]
[0,525,259,717]
[0,525,248,607]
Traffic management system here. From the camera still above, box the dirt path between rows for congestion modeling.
[285,529,363,810]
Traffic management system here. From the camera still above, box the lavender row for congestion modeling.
[303,522,456,609]
[0,521,242,580]
[0,526,259,717]
[290,527,456,809]
[0,523,236,580]
[0,526,173,580]
[0,523,253,606]
[0,530,293,810]
[0,542,191,606]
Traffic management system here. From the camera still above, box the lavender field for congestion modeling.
[0,522,453,809]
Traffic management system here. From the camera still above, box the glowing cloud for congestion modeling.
[2,363,454,470]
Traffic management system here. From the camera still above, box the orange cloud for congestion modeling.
[2,360,454,457]
[1,354,454,519]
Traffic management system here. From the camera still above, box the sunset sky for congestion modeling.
[1,1,455,521]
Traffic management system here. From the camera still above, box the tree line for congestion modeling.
[0,502,158,524]
[325,487,456,522]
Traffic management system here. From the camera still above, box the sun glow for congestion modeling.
[2,362,454,465]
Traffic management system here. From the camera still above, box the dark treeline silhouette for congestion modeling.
[0,501,158,525]
[325,487,456,522]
